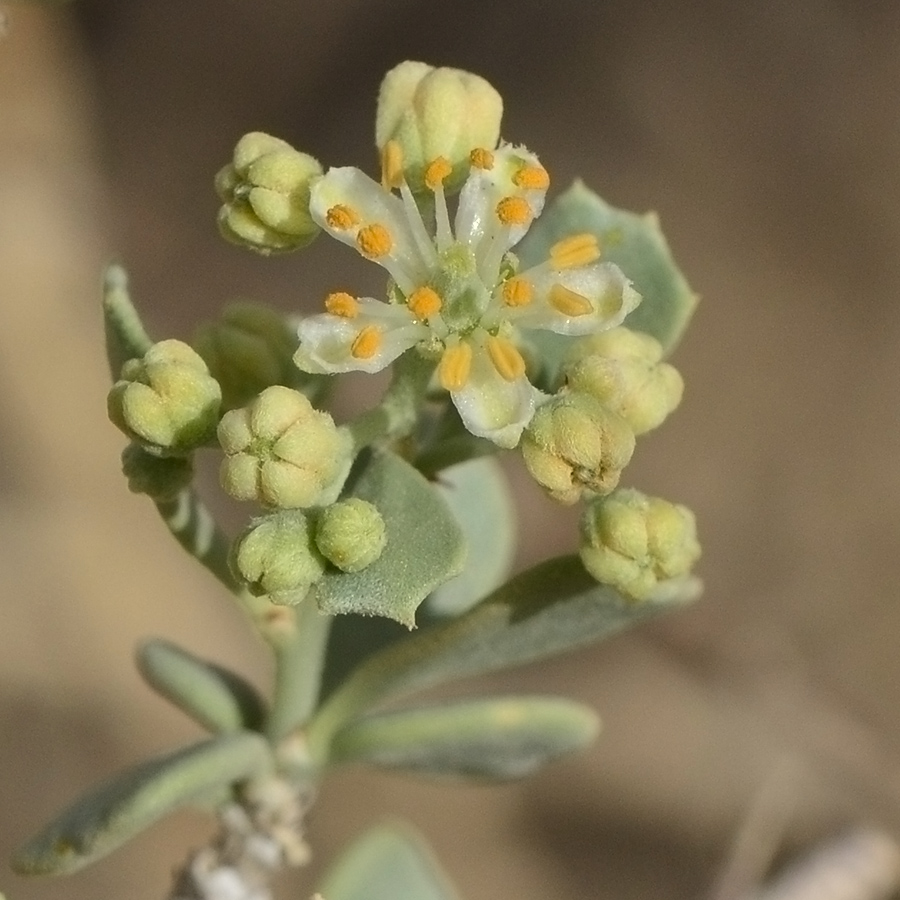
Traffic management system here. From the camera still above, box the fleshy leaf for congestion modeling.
[102,264,153,380]
[12,733,271,876]
[423,458,515,619]
[316,822,458,900]
[330,696,599,780]
[308,555,699,755]
[315,449,466,627]
[517,181,698,375]
[136,639,266,733]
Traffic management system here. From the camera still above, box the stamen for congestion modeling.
[550,233,601,269]
[424,157,453,191]
[324,292,359,318]
[486,336,526,382]
[438,342,473,392]
[502,278,534,307]
[513,164,550,191]
[381,140,404,190]
[470,148,495,170]
[356,224,393,258]
[326,205,360,230]
[549,284,594,317]
[597,285,625,318]
[407,286,443,320]
[351,325,382,360]
[496,196,532,227]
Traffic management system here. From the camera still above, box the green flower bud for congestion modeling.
[107,339,222,456]
[216,132,322,254]
[579,489,701,601]
[232,511,325,605]
[218,385,351,509]
[566,328,684,435]
[521,394,635,505]
[315,499,386,573]
[121,443,193,501]
[375,61,503,192]
[194,302,298,411]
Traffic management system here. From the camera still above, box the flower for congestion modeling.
[294,138,641,448]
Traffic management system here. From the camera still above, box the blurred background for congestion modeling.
[1,1,900,898]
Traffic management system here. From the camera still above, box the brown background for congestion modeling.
[1,1,899,898]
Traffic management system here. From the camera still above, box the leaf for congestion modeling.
[316,822,458,900]
[102,264,153,380]
[315,449,466,628]
[330,696,599,780]
[136,639,266,733]
[517,181,698,361]
[12,733,272,876]
[423,458,516,619]
[308,555,699,754]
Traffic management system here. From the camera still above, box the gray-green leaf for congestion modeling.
[136,639,266,733]
[330,696,599,780]
[315,449,466,627]
[102,264,153,380]
[316,822,458,900]
[12,732,272,876]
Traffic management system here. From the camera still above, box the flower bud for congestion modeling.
[520,394,635,504]
[375,61,503,192]
[566,328,684,435]
[216,132,322,254]
[579,489,701,601]
[121,443,193,501]
[194,302,298,411]
[218,385,351,509]
[107,339,222,456]
[315,499,387,573]
[232,511,325,606]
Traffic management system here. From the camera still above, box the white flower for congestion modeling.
[294,142,641,448]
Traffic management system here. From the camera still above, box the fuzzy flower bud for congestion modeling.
[231,511,325,606]
[566,328,684,435]
[216,132,322,254]
[194,302,298,411]
[315,499,387,573]
[521,394,635,504]
[375,61,503,192]
[218,385,351,509]
[107,339,222,456]
[121,444,193,501]
[579,489,701,601]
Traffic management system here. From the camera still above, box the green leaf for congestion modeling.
[12,733,272,876]
[330,696,599,780]
[423,458,516,619]
[517,181,698,363]
[307,555,698,756]
[136,639,266,733]
[102,265,153,380]
[316,822,458,900]
[315,449,466,628]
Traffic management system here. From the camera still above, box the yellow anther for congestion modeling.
[470,147,495,170]
[549,284,594,317]
[356,223,393,258]
[502,278,534,307]
[407,286,443,320]
[550,233,601,269]
[351,325,382,360]
[438,342,473,392]
[326,204,360,231]
[486,336,526,382]
[496,196,532,227]
[513,164,550,191]
[424,157,453,191]
[381,140,404,190]
[324,292,359,318]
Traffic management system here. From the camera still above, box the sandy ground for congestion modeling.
[1,2,900,898]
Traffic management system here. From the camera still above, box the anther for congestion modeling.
[470,148,495,170]
[438,342,473,392]
[549,284,594,317]
[550,233,601,269]
[325,292,359,318]
[356,224,393,258]
[351,326,383,360]
[326,205,360,231]
[496,196,532,227]
[502,278,534,307]
[513,164,550,191]
[486,336,526,382]
[381,140,404,190]
[407,286,443,320]
[424,157,453,191]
